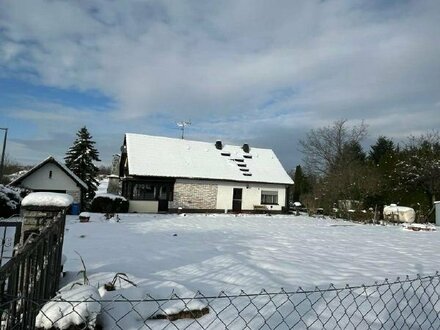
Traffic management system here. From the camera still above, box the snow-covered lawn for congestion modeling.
[39,213,440,328]
[62,213,440,293]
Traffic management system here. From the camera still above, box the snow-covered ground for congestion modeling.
[96,177,109,195]
[62,213,440,293]
[37,213,439,328]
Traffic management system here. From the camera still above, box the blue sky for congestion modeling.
[0,0,439,169]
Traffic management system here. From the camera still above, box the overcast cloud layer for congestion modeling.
[0,0,439,169]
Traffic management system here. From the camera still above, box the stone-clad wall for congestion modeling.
[170,180,218,210]
[66,190,81,203]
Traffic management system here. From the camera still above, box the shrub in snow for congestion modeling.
[103,272,137,292]
[0,184,22,218]
[35,285,101,330]
[90,194,128,213]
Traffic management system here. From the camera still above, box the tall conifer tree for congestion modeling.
[65,127,100,208]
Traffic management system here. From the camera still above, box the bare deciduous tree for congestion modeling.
[299,119,368,176]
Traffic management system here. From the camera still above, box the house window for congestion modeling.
[132,183,155,200]
[49,170,53,179]
[261,191,278,205]
[123,181,174,201]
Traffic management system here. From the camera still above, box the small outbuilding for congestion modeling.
[9,156,87,211]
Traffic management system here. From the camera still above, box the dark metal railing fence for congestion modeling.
[2,271,440,329]
[0,213,66,330]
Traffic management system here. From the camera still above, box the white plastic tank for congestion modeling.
[383,204,415,223]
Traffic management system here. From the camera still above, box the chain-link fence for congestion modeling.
[2,272,440,329]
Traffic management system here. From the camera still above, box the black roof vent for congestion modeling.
[221,152,231,156]
[215,140,223,150]
[242,143,250,153]
[243,154,252,159]
[243,173,252,176]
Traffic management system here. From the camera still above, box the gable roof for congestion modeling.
[124,133,293,185]
[9,156,88,189]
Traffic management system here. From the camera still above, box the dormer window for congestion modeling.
[49,170,53,179]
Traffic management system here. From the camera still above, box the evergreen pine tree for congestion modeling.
[292,165,311,202]
[65,127,101,209]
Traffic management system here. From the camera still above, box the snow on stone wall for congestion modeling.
[22,192,73,208]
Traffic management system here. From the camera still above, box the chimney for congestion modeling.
[242,143,250,153]
[215,140,223,150]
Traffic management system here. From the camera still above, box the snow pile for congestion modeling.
[79,212,90,217]
[46,271,208,329]
[402,223,436,232]
[35,285,101,329]
[96,178,109,194]
[99,281,207,328]
[384,204,415,223]
[22,192,73,208]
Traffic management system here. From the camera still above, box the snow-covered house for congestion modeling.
[9,156,87,208]
[119,134,294,213]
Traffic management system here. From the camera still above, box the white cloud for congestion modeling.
[1,0,439,168]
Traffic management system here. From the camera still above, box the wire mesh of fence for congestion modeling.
[1,272,440,330]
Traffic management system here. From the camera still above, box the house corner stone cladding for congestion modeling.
[170,181,218,210]
[67,190,81,203]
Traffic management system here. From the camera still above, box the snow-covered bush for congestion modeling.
[35,285,101,330]
[0,184,23,218]
[90,194,128,213]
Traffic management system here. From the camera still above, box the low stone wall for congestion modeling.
[170,181,218,210]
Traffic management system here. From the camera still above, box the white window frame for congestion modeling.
[261,190,278,205]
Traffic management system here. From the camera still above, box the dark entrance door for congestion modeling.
[158,199,168,212]
[157,186,169,212]
[232,188,242,212]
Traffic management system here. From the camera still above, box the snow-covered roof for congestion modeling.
[124,134,293,185]
[9,156,87,189]
[22,192,74,208]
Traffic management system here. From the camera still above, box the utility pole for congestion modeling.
[176,121,191,139]
[0,127,8,182]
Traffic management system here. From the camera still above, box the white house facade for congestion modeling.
[119,134,293,213]
[9,156,87,207]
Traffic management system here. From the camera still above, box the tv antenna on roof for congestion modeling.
[176,120,191,139]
